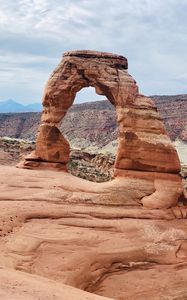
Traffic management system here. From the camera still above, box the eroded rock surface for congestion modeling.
[0,166,187,299]
[19,50,184,210]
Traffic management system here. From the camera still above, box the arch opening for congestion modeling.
[59,86,118,182]
[71,86,106,103]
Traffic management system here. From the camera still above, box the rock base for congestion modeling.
[17,159,67,171]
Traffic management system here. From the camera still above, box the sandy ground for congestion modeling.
[0,165,187,299]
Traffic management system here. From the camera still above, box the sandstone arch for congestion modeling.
[20,50,184,210]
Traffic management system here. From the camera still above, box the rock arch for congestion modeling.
[20,50,184,210]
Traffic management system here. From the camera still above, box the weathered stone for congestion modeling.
[35,124,70,164]
[0,166,187,299]
[19,50,184,210]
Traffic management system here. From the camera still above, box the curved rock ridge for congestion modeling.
[1,166,187,299]
[19,50,184,210]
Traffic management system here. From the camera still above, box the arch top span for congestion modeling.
[63,50,128,66]
[42,49,138,122]
[19,50,184,212]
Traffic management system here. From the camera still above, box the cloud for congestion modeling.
[0,0,186,103]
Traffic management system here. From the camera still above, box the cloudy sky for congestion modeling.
[0,0,187,104]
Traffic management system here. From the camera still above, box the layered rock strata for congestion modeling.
[19,50,184,210]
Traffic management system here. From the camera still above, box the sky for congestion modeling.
[0,0,187,104]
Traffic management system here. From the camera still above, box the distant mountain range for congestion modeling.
[0,99,42,113]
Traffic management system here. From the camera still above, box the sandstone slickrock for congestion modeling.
[19,50,184,210]
[0,166,187,299]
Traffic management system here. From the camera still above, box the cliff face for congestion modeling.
[0,95,186,145]
[61,101,117,148]
[151,95,187,142]
[0,112,40,140]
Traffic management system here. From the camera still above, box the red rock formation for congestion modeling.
[19,50,184,210]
